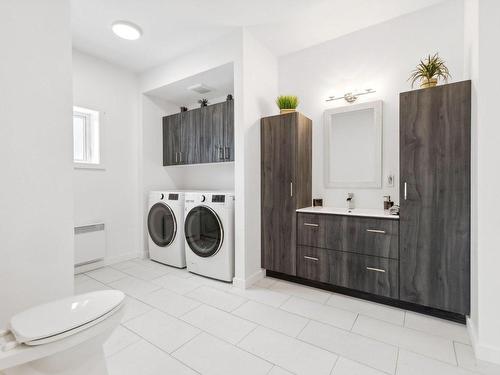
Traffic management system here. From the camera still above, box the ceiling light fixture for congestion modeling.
[111,21,142,40]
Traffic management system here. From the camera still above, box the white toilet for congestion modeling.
[0,290,125,375]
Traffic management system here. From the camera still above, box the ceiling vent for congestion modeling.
[188,83,213,94]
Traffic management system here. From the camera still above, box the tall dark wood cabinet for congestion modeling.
[261,112,312,275]
[399,80,471,315]
[162,100,234,166]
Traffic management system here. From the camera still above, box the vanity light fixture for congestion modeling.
[326,88,376,103]
[111,21,142,40]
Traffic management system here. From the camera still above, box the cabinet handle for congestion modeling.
[218,147,224,160]
[179,151,182,163]
[304,256,319,261]
[290,182,293,197]
[366,229,386,234]
[225,147,230,160]
[175,152,178,163]
[366,267,386,273]
[404,182,407,200]
[303,223,319,227]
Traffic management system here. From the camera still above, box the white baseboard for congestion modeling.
[467,316,500,365]
[233,269,265,289]
[74,251,142,274]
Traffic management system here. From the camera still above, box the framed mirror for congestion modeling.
[323,100,382,188]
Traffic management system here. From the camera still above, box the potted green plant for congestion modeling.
[409,53,451,89]
[198,98,209,107]
[276,95,299,114]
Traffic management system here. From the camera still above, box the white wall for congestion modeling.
[72,50,141,264]
[278,0,464,209]
[0,0,74,327]
[464,0,500,364]
[233,30,278,286]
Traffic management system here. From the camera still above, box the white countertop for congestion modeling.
[296,206,399,219]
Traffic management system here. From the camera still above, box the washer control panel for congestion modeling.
[212,195,226,203]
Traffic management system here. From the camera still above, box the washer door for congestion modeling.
[147,203,177,247]
[184,206,224,258]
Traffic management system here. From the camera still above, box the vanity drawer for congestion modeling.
[296,246,330,283]
[297,213,343,250]
[343,217,399,259]
[297,245,399,299]
[329,250,399,299]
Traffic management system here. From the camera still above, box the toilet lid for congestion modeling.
[9,290,125,343]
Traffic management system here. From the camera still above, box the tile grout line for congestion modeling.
[394,347,400,375]
[294,318,311,339]
[89,262,469,375]
[452,340,460,367]
[329,355,340,375]
[349,313,360,331]
[234,325,260,346]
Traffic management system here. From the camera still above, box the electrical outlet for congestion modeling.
[386,174,394,187]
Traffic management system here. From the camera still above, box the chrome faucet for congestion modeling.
[346,193,354,210]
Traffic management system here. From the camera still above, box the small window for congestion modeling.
[73,106,100,166]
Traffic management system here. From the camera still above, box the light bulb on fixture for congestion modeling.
[326,88,376,103]
[111,21,142,40]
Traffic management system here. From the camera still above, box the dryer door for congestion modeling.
[148,203,177,247]
[184,206,224,258]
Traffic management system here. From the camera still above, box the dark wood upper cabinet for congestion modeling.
[261,112,312,275]
[162,114,181,165]
[162,100,234,166]
[180,109,200,164]
[224,100,234,161]
[399,80,471,315]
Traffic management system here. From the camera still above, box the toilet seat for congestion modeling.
[0,290,125,374]
[9,290,125,346]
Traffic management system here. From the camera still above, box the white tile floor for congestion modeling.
[73,258,499,375]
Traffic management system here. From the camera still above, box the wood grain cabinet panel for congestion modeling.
[343,217,399,259]
[162,114,181,166]
[328,250,399,299]
[297,213,399,259]
[297,246,399,298]
[223,100,234,161]
[162,101,234,166]
[400,81,471,315]
[297,213,343,251]
[261,113,312,275]
[296,246,330,283]
[180,109,201,164]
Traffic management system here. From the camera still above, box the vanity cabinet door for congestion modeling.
[261,115,297,275]
[297,213,343,250]
[400,81,470,314]
[343,217,399,259]
[329,250,399,299]
[261,112,312,276]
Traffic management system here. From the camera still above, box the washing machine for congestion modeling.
[184,192,235,282]
[147,191,186,268]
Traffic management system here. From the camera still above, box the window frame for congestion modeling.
[73,106,104,170]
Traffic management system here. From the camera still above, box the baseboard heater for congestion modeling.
[74,223,105,266]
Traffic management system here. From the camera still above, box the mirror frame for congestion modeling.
[323,100,383,188]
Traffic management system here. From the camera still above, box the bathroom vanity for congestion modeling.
[261,81,471,322]
[296,208,399,299]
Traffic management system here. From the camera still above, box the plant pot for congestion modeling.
[420,78,438,88]
[280,108,296,114]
